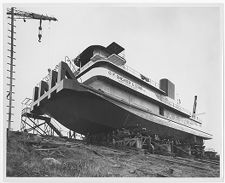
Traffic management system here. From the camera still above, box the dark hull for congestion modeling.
[31,79,211,140]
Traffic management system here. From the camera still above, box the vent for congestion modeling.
[160,78,175,99]
[107,54,126,66]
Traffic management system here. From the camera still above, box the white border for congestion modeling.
[1,2,224,183]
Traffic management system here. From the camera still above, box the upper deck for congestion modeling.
[73,43,204,122]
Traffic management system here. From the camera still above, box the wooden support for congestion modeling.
[21,118,45,135]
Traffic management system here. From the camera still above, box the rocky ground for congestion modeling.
[6,131,220,177]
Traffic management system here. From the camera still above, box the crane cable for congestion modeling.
[38,19,42,42]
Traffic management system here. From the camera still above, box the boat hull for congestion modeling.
[31,79,211,140]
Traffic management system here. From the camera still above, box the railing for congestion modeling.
[97,88,201,128]
[32,55,202,123]
[35,56,77,87]
[120,64,161,89]
[76,57,161,90]
[21,98,32,107]
[64,56,77,73]
[118,51,125,59]
[190,115,203,124]
[77,60,93,74]
[76,57,194,116]
[21,98,32,115]
[158,95,192,116]
[22,107,31,115]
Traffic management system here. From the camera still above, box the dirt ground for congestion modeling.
[6,131,220,177]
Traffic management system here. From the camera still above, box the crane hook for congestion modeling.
[38,19,42,42]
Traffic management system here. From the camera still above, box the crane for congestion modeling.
[6,7,57,131]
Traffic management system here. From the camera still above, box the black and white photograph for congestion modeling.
[1,2,223,182]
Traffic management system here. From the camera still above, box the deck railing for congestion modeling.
[121,64,161,89]
[33,56,202,123]
[97,89,201,128]
[21,98,32,115]
[76,58,192,116]
[76,56,161,90]
[35,56,77,87]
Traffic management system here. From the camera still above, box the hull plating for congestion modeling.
[31,79,212,140]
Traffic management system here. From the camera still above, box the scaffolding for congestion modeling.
[21,98,63,137]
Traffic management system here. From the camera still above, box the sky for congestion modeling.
[3,4,223,154]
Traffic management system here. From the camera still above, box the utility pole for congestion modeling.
[6,7,57,131]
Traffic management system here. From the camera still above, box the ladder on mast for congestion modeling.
[6,7,57,131]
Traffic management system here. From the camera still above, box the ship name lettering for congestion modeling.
[108,70,143,91]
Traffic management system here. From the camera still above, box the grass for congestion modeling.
[6,131,220,177]
[6,132,111,177]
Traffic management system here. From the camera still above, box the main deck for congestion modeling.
[31,61,212,140]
